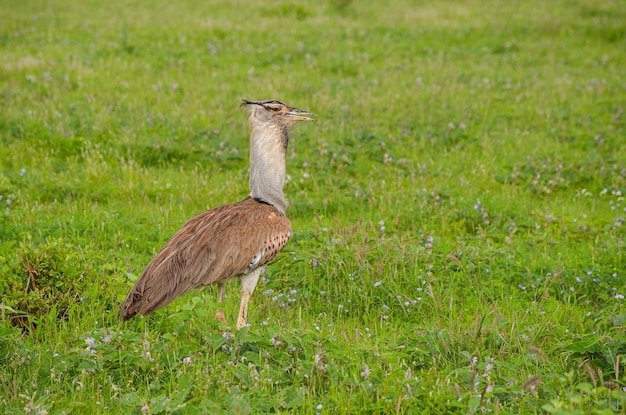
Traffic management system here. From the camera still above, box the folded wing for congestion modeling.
[119,197,291,320]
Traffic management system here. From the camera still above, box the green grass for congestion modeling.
[1,0,625,413]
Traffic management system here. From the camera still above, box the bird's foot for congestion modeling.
[236,317,249,331]
[215,309,227,325]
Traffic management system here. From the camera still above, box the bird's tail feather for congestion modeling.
[119,272,187,320]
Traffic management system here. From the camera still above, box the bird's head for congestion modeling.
[241,99,316,128]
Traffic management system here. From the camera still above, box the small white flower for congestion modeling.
[615,294,624,300]
[183,357,193,364]
[314,354,326,371]
[73,379,84,390]
[374,281,383,287]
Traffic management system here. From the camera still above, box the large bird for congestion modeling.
[120,100,315,329]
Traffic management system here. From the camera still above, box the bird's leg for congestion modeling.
[217,281,226,302]
[236,267,262,330]
[215,281,227,325]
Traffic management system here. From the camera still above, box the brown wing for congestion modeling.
[120,197,291,320]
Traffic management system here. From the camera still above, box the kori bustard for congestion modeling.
[120,100,315,329]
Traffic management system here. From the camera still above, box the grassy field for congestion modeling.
[1,0,625,413]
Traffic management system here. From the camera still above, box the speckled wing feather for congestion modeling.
[120,197,291,320]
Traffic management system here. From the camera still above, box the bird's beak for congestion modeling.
[286,107,317,122]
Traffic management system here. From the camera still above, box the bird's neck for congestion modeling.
[249,124,289,214]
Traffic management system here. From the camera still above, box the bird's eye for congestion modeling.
[266,106,280,112]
